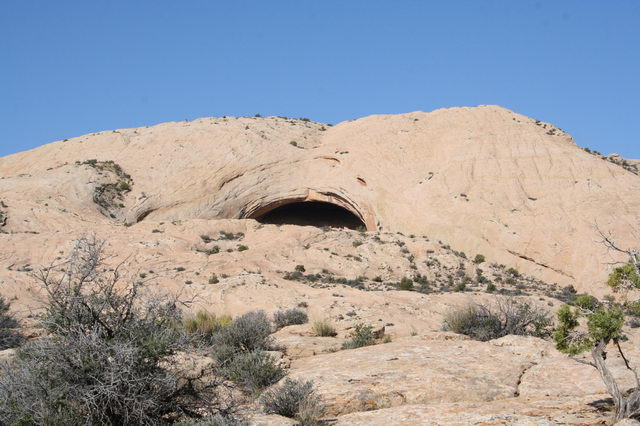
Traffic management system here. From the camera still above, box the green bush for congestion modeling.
[607,263,640,290]
[473,254,486,264]
[274,308,308,329]
[261,378,324,422]
[220,351,285,392]
[506,267,520,277]
[573,294,600,311]
[398,277,414,291]
[453,282,466,292]
[625,300,640,317]
[342,323,375,349]
[312,320,337,337]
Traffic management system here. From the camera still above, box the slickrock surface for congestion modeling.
[1,106,638,293]
[1,105,639,424]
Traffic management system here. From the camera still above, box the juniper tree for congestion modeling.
[554,234,640,421]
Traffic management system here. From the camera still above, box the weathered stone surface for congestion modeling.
[1,106,638,295]
[248,414,297,425]
[288,334,541,416]
[334,396,610,425]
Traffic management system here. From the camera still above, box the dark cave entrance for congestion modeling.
[254,201,366,230]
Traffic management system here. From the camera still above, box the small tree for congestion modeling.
[554,234,640,421]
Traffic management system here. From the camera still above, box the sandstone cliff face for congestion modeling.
[1,105,638,293]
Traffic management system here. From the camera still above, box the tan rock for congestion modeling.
[334,396,610,425]
[288,334,542,416]
[1,106,638,297]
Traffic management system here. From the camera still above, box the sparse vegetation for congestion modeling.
[213,310,273,358]
[474,254,486,264]
[273,308,309,329]
[443,298,551,341]
[0,237,235,425]
[342,323,375,349]
[554,236,640,421]
[398,277,414,291]
[183,310,232,343]
[261,378,324,423]
[78,160,133,219]
[220,350,285,392]
[312,320,337,337]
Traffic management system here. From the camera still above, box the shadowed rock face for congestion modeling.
[254,201,366,230]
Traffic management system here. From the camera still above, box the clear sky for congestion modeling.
[1,1,639,158]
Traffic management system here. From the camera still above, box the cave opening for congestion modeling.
[253,201,366,230]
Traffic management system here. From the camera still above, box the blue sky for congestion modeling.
[1,1,639,158]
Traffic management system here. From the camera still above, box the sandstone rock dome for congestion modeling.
[2,105,640,423]
[1,105,638,294]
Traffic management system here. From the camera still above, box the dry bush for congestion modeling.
[443,297,551,341]
[0,237,239,425]
[273,308,308,329]
[183,310,232,344]
[212,310,274,360]
[220,351,285,392]
[312,320,337,337]
[260,378,324,424]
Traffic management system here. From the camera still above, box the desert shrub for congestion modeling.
[625,300,640,317]
[473,254,486,264]
[183,310,232,343]
[453,281,466,292]
[0,296,22,350]
[398,277,414,291]
[342,323,375,349]
[261,378,324,423]
[607,262,640,291]
[175,415,248,426]
[220,351,285,392]
[213,310,273,356]
[443,298,551,341]
[312,320,337,337]
[274,308,308,329]
[0,237,233,425]
[284,270,304,281]
[573,294,600,311]
[506,267,520,277]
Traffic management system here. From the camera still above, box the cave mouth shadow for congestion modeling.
[254,201,365,230]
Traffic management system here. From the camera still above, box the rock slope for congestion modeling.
[1,105,639,423]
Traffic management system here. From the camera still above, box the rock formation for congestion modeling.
[1,105,639,423]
